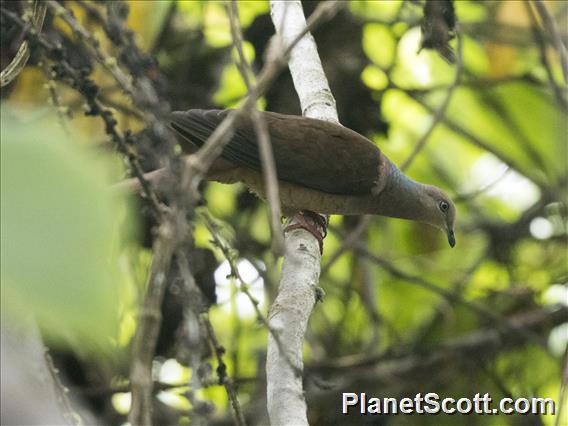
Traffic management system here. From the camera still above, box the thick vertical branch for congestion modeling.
[271,2,339,123]
[266,2,341,425]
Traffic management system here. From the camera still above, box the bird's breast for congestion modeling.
[209,167,378,216]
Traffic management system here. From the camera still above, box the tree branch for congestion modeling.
[309,304,566,384]
[266,2,342,425]
[525,2,568,110]
[129,221,176,426]
[531,0,568,83]
[228,0,285,256]
[0,0,45,87]
[401,29,463,171]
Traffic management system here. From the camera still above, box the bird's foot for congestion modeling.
[284,210,329,254]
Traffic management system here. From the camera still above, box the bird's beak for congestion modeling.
[447,229,456,248]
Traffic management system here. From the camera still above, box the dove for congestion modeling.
[169,109,456,249]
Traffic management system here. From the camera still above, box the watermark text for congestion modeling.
[341,392,555,416]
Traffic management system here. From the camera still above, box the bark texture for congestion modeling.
[266,2,340,424]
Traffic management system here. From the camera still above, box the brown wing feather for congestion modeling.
[171,109,383,195]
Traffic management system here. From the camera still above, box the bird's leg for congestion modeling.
[284,210,329,254]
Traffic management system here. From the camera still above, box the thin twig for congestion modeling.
[5,5,342,425]
[174,243,247,426]
[39,60,71,134]
[45,1,136,98]
[76,374,257,396]
[114,1,343,196]
[73,0,169,115]
[0,15,171,424]
[0,6,164,218]
[0,0,46,87]
[3,5,188,426]
[201,211,304,378]
[129,221,177,426]
[200,313,247,426]
[454,167,510,203]
[321,215,372,276]
[264,3,342,424]
[526,2,568,110]
[355,244,551,351]
[116,8,345,419]
[532,0,568,83]
[409,249,489,350]
[184,0,343,179]
[406,90,549,190]
[150,1,178,56]
[228,0,285,256]
[401,30,463,171]
[97,93,146,120]
[308,305,566,373]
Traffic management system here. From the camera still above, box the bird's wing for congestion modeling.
[170,109,385,195]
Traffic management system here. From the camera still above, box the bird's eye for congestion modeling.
[439,200,449,212]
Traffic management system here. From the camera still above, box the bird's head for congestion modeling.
[422,185,456,247]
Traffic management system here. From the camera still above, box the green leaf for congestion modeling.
[1,109,135,348]
[362,23,396,69]
[361,65,389,91]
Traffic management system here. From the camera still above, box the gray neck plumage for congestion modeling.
[372,165,430,222]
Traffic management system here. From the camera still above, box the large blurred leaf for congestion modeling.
[445,83,565,184]
[489,82,567,180]
[0,109,134,348]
